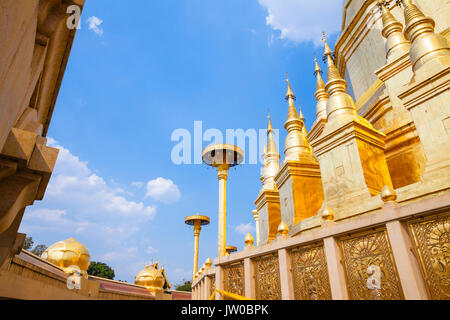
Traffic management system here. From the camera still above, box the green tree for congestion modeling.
[24,237,34,250]
[31,244,47,257]
[175,280,192,292]
[87,261,115,280]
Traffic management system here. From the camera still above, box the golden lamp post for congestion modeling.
[202,144,244,258]
[185,215,210,278]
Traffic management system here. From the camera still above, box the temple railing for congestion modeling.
[191,192,450,300]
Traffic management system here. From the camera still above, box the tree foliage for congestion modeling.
[24,237,34,250]
[87,261,115,280]
[31,244,48,257]
[24,237,47,256]
[175,280,192,292]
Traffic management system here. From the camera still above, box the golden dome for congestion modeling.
[277,221,289,236]
[135,262,165,293]
[244,233,255,246]
[381,185,398,203]
[41,238,90,276]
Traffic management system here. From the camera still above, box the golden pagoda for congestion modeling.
[192,0,450,301]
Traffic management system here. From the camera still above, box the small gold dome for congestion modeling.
[320,204,335,221]
[135,262,165,293]
[205,257,212,268]
[381,185,398,203]
[41,238,90,276]
[244,233,254,246]
[277,221,289,236]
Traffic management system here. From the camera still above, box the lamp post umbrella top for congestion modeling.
[225,245,238,254]
[185,215,210,226]
[202,144,244,168]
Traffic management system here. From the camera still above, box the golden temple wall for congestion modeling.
[0,250,177,300]
[193,194,450,300]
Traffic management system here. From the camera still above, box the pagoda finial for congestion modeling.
[322,32,334,59]
[267,110,274,134]
[321,34,356,121]
[313,55,323,76]
[285,72,296,101]
[314,55,328,122]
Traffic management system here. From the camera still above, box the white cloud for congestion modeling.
[170,268,192,284]
[45,139,156,220]
[257,0,344,46]
[146,246,158,254]
[87,16,104,36]
[145,178,181,204]
[101,247,139,263]
[131,181,144,189]
[235,223,255,235]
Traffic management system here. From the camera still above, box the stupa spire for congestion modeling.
[283,76,312,161]
[261,113,280,190]
[377,1,411,62]
[321,32,356,121]
[322,33,344,84]
[314,56,328,121]
[401,0,450,72]
[266,112,278,155]
[285,73,301,124]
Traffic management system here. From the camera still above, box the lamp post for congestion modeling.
[185,215,210,279]
[202,144,244,257]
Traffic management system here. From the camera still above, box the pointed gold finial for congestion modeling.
[283,76,312,161]
[319,203,335,221]
[277,221,289,236]
[262,113,280,190]
[205,257,212,268]
[284,75,301,124]
[322,32,334,58]
[267,110,274,134]
[381,185,398,203]
[322,33,343,84]
[321,33,356,121]
[313,56,328,121]
[244,233,255,247]
[313,55,323,76]
[298,106,305,122]
[285,72,296,100]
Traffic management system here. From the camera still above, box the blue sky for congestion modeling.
[20,0,343,284]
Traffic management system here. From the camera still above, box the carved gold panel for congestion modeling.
[408,213,450,300]
[254,253,281,300]
[340,229,404,300]
[223,262,244,299]
[209,275,216,298]
[291,242,332,300]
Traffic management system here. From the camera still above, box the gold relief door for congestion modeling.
[290,243,332,300]
[223,262,244,299]
[340,229,404,300]
[254,253,281,300]
[408,213,450,300]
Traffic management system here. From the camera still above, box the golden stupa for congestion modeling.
[41,238,91,276]
[134,262,170,293]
